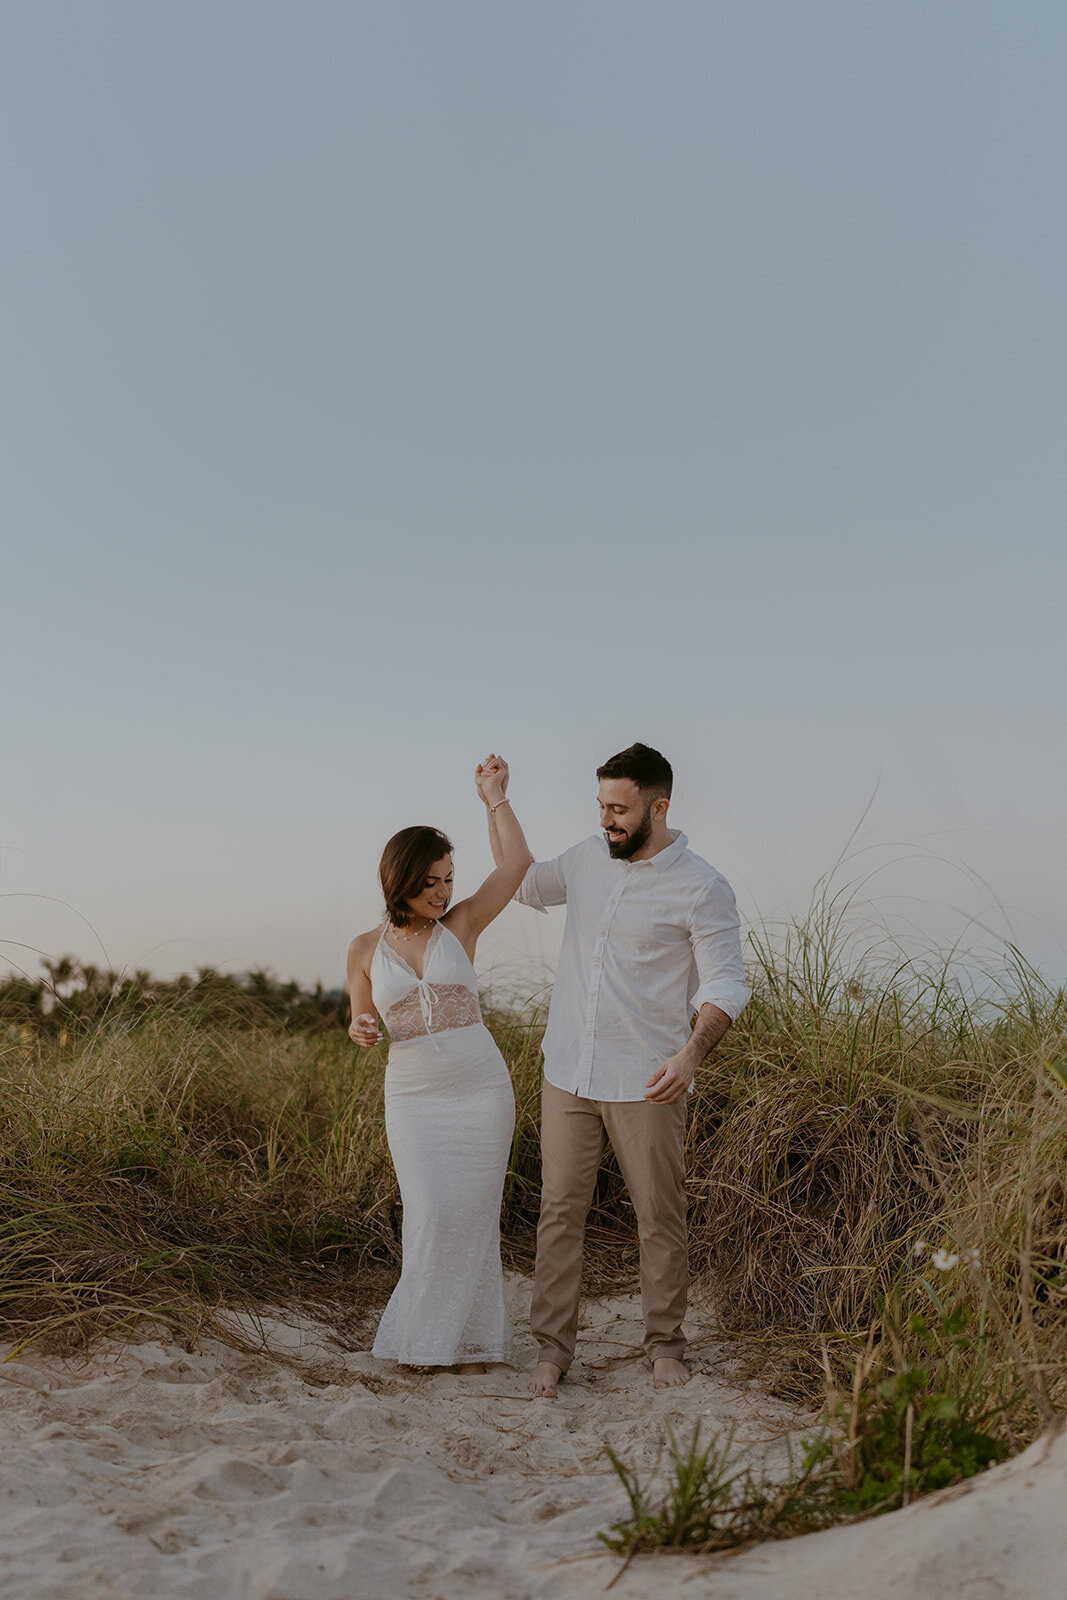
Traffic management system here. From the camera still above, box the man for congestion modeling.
[487,743,749,1396]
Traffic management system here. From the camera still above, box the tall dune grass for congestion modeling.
[688,926,1067,1422]
[2,931,1066,1453]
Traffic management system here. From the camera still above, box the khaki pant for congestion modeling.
[530,1079,688,1370]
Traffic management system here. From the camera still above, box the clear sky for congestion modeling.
[2,1,1065,995]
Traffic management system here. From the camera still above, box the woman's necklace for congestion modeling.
[388,916,435,943]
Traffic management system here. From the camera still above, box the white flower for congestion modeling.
[964,1247,981,1268]
[912,1240,928,1258]
[931,1248,959,1271]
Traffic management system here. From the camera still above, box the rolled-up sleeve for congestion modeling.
[688,877,751,1021]
[514,853,570,914]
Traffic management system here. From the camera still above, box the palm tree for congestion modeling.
[41,955,77,998]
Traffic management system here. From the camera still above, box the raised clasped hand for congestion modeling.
[349,1012,382,1048]
[475,751,509,807]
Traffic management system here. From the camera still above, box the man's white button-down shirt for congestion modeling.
[515,830,750,1102]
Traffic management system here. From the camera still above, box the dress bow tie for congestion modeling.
[414,977,440,1033]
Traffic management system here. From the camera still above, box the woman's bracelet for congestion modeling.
[488,798,512,816]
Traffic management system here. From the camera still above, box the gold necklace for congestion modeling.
[388,917,435,943]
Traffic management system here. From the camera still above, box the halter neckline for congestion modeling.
[379,919,445,983]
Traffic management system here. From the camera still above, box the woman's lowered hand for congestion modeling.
[349,1012,382,1048]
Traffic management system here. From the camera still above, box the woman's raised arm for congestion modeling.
[446,754,533,950]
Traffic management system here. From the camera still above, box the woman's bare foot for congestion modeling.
[457,1362,486,1375]
[653,1357,691,1389]
[528,1361,562,1398]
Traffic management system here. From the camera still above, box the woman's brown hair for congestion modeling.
[378,826,454,928]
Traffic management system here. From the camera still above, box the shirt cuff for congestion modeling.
[513,864,550,913]
[691,981,751,1023]
[513,894,548,915]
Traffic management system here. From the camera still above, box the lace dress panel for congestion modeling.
[383,984,481,1041]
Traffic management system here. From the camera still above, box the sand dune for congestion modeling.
[1,1279,1061,1599]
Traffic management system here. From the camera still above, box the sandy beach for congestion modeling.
[1,1279,1062,1600]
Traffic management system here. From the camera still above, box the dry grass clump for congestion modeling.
[685,926,1067,1426]
[0,1011,400,1347]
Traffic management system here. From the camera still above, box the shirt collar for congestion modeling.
[645,829,688,869]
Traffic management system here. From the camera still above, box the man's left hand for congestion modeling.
[644,1051,697,1104]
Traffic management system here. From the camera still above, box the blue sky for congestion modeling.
[2,1,1065,992]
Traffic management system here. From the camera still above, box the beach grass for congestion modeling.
[2,930,1066,1467]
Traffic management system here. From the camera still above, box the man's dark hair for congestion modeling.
[379,825,454,928]
[596,743,673,800]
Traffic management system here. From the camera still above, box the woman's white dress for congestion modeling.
[369,922,514,1365]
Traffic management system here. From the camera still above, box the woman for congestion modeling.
[347,755,532,1374]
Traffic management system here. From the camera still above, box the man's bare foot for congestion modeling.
[653,1357,691,1389]
[457,1362,486,1375]
[528,1361,562,1398]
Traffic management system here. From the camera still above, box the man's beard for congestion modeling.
[605,804,654,860]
